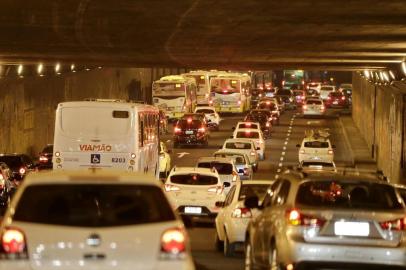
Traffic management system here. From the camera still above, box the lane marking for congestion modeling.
[287,134,290,137]
[281,152,285,156]
[283,146,286,150]
[280,157,284,161]
[177,152,190,158]
[279,163,283,167]
[284,141,288,145]
[275,175,279,179]
[277,169,281,173]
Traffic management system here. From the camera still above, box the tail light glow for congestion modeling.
[238,100,242,105]
[232,171,238,182]
[164,184,181,192]
[2,228,26,254]
[232,208,252,218]
[19,167,26,175]
[198,127,206,133]
[320,106,325,110]
[328,150,334,155]
[287,209,325,227]
[250,151,256,156]
[208,185,223,195]
[380,218,406,231]
[174,127,182,134]
[303,105,308,110]
[161,228,186,256]
[39,156,48,162]
[266,122,270,127]
[341,96,346,100]
[243,168,250,176]
[300,149,305,154]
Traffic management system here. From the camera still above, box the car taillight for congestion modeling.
[160,227,186,257]
[208,185,223,195]
[328,150,334,155]
[232,208,252,218]
[174,127,182,134]
[341,96,346,100]
[19,167,26,175]
[238,100,242,105]
[0,177,4,190]
[380,218,406,231]
[320,106,325,110]
[266,122,270,127]
[1,228,27,255]
[327,96,331,100]
[287,209,325,227]
[303,105,308,110]
[164,184,180,192]
[39,155,48,162]
[300,149,305,154]
[250,151,256,156]
[198,127,206,133]
[243,168,250,176]
[232,171,238,182]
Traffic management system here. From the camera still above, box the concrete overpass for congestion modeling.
[0,0,405,183]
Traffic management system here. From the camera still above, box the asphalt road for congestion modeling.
[161,108,352,270]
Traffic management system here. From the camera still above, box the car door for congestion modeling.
[217,185,236,238]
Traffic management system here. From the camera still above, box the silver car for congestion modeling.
[245,172,406,270]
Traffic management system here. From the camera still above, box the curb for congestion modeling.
[338,116,355,166]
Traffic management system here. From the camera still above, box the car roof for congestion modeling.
[197,156,234,164]
[170,166,219,176]
[20,170,161,186]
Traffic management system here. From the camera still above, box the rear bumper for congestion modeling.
[278,239,406,268]
[174,135,207,145]
[299,154,333,163]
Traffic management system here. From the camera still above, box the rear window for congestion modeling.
[225,142,252,150]
[42,145,53,153]
[14,185,175,227]
[198,162,233,174]
[321,86,334,91]
[304,141,329,148]
[236,131,259,139]
[258,103,276,110]
[196,109,214,114]
[296,181,403,210]
[171,174,218,185]
[238,184,270,201]
[330,92,341,97]
[306,100,322,105]
[238,123,259,129]
[214,154,246,165]
[177,119,202,128]
[276,90,292,96]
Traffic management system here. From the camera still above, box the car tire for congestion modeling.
[215,231,224,252]
[224,232,235,257]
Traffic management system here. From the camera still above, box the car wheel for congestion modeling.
[224,232,235,257]
[244,240,254,270]
[269,244,281,270]
[215,231,224,252]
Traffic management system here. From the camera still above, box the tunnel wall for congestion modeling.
[0,67,185,157]
[352,73,405,183]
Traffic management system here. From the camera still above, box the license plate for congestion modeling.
[222,101,229,105]
[333,101,338,104]
[334,221,369,237]
[185,206,202,214]
[185,130,194,135]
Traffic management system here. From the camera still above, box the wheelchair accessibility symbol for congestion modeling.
[91,154,101,164]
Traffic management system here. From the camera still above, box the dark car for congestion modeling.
[173,118,209,148]
[325,91,349,108]
[244,111,273,137]
[255,101,281,125]
[0,154,36,182]
[341,88,352,105]
[292,90,306,106]
[0,162,14,209]
[181,113,208,125]
[38,144,53,170]
[275,89,295,110]
[250,88,265,108]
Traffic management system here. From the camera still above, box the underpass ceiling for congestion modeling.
[0,0,406,70]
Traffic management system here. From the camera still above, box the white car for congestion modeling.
[0,170,195,270]
[319,85,336,100]
[164,167,227,219]
[159,141,172,178]
[196,157,240,195]
[297,135,335,163]
[194,106,221,130]
[232,128,265,160]
[215,180,273,256]
[233,121,262,135]
[213,150,253,180]
[302,98,325,116]
[222,139,259,171]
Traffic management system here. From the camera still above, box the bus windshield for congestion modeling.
[60,107,131,137]
[153,83,185,97]
[211,79,240,94]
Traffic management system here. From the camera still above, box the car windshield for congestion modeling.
[225,142,252,150]
[0,156,23,169]
[177,119,202,128]
[13,184,175,227]
[170,174,218,185]
[296,181,403,210]
[196,109,214,114]
[258,103,276,110]
[236,131,260,139]
[238,184,270,201]
[304,141,329,148]
[197,162,233,174]
[306,100,322,105]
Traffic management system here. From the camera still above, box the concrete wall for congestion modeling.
[0,67,183,157]
[352,73,405,183]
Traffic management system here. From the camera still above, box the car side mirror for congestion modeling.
[215,201,225,208]
[223,182,231,188]
[296,144,300,148]
[244,196,259,209]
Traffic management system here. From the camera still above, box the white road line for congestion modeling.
[284,141,288,145]
[280,157,284,161]
[287,134,290,137]
[279,163,283,167]
[281,152,285,156]
[275,175,279,179]
[283,146,286,150]
[277,169,281,173]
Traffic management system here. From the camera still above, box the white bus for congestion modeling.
[53,100,160,178]
[183,70,227,105]
[152,75,197,119]
[210,73,252,113]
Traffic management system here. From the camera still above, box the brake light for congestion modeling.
[282,80,285,86]
[266,122,270,127]
[300,149,305,154]
[250,151,256,156]
[246,122,252,127]
[161,228,186,256]
[320,106,325,110]
[19,167,26,175]
[266,101,270,105]
[327,96,331,100]
[164,184,180,192]
[232,171,238,182]
[187,118,192,123]
[341,96,346,100]
[287,209,325,227]
[39,156,48,162]
[174,127,182,134]
[209,100,213,105]
[238,100,242,105]
[303,105,308,110]
[232,208,252,218]
[198,127,206,133]
[380,218,406,231]
[2,228,26,254]
[208,185,223,195]
[328,150,334,155]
